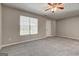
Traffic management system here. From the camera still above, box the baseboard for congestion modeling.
[46,35,54,37]
[1,36,47,48]
[56,35,79,40]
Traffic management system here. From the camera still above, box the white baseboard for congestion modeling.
[1,36,47,48]
[56,35,79,40]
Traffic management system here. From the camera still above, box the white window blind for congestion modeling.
[20,16,38,35]
[30,18,38,34]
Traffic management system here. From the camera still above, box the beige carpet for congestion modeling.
[0,37,79,56]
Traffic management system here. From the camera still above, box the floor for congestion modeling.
[0,37,79,56]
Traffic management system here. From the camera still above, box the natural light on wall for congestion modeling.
[20,15,38,35]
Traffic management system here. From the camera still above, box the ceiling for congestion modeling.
[3,3,79,20]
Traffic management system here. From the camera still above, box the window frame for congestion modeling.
[20,15,38,36]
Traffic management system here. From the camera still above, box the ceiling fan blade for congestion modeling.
[57,7,64,9]
[45,8,51,11]
[48,3,64,5]
[58,3,63,5]
[57,4,64,7]
[48,3,52,6]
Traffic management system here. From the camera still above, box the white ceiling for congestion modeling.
[3,3,79,20]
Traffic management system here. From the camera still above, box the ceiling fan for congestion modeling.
[45,3,64,13]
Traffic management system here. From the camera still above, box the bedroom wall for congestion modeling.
[0,4,2,49]
[56,16,79,40]
[2,5,56,46]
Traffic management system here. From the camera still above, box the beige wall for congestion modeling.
[0,4,2,49]
[2,6,56,46]
[56,16,79,40]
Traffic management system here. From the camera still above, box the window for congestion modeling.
[20,16,38,35]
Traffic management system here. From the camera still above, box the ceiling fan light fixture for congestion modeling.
[45,3,64,13]
[51,7,57,13]
[51,8,54,11]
